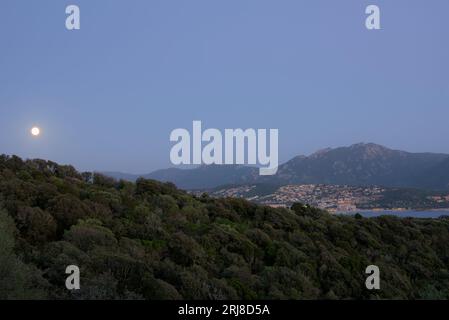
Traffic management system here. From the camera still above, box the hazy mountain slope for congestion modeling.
[101,171,141,182]
[145,165,258,189]
[417,157,449,190]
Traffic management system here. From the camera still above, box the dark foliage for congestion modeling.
[1,154,449,299]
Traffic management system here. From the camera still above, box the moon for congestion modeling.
[31,127,41,136]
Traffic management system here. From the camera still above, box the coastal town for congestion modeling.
[197,184,449,213]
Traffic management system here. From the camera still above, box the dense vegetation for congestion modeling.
[1,155,449,300]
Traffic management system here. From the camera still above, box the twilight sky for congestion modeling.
[0,0,448,173]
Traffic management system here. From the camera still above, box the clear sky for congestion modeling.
[0,0,448,173]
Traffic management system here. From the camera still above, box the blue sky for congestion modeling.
[0,0,448,173]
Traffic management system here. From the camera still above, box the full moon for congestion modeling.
[31,127,40,136]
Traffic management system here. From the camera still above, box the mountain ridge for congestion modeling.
[104,143,449,191]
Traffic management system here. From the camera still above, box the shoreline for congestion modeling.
[338,208,449,213]
[366,208,449,212]
[336,209,449,219]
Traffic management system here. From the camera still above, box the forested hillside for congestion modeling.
[1,154,449,299]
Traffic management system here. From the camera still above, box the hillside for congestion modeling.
[108,143,449,191]
[274,143,449,189]
[1,154,449,299]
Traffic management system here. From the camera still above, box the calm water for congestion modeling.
[338,210,449,219]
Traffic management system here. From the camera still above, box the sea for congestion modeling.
[337,210,449,219]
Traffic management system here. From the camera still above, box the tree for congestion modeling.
[16,206,57,243]
[0,209,48,299]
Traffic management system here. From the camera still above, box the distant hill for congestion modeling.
[101,171,142,182]
[145,165,258,190]
[105,143,449,191]
[104,165,258,189]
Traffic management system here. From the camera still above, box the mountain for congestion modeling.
[271,143,449,188]
[104,143,449,191]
